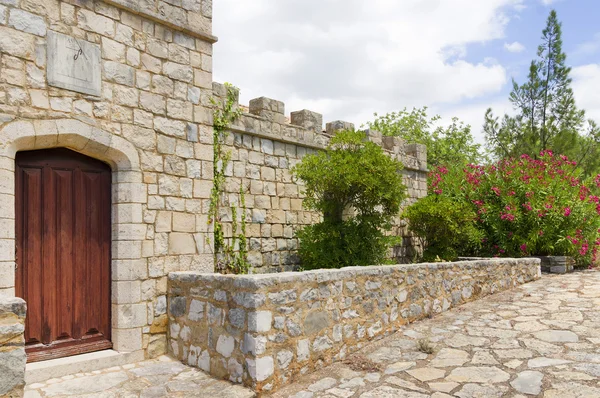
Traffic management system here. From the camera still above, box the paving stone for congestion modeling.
[510,370,544,395]
[534,330,579,343]
[359,386,428,398]
[527,357,572,368]
[430,348,470,367]
[428,381,459,393]
[40,372,130,396]
[505,360,525,371]
[544,382,600,398]
[386,376,428,393]
[455,383,508,398]
[383,361,415,374]
[446,367,510,383]
[405,368,445,382]
[471,350,499,365]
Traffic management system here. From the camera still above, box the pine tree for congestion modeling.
[484,10,599,174]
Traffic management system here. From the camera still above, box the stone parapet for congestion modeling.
[0,297,26,397]
[167,258,541,393]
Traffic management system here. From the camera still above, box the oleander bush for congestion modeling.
[405,151,600,265]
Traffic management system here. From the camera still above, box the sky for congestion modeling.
[212,0,600,145]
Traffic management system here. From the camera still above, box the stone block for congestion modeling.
[112,303,147,328]
[325,120,355,135]
[0,27,36,61]
[0,347,25,396]
[290,110,323,132]
[8,9,46,36]
[246,356,274,382]
[168,233,197,255]
[112,328,142,352]
[248,311,272,333]
[249,97,284,121]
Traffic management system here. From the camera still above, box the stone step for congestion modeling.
[25,350,145,384]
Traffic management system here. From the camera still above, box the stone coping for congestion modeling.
[167,258,541,393]
[103,0,218,43]
[169,258,535,286]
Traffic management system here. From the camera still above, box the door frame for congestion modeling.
[0,118,147,359]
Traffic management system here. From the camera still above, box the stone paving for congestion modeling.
[24,356,255,398]
[270,271,600,398]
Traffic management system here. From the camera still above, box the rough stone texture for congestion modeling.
[0,297,26,398]
[271,270,600,398]
[0,0,215,359]
[24,355,255,397]
[168,258,540,393]
[213,84,428,273]
[536,255,575,274]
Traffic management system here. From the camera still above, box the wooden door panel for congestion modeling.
[16,148,112,362]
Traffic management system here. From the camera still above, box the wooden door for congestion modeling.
[16,148,112,362]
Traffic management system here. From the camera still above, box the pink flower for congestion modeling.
[491,187,501,196]
[522,202,533,211]
[434,189,443,195]
[520,244,527,252]
[563,207,571,217]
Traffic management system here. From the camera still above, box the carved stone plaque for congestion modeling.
[47,31,102,96]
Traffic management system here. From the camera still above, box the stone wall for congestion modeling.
[0,0,215,358]
[212,84,428,273]
[167,258,541,393]
[0,297,26,397]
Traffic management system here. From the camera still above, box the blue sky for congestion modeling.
[213,0,600,145]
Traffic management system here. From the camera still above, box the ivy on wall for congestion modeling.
[209,83,250,274]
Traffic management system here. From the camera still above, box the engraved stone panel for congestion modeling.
[47,31,102,96]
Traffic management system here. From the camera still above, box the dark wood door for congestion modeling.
[16,148,112,362]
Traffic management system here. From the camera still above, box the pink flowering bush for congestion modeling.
[407,151,600,264]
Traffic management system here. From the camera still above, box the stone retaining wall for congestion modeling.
[167,258,541,393]
[0,297,26,397]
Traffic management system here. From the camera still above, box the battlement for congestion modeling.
[212,83,428,172]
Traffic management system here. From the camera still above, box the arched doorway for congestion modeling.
[15,148,112,362]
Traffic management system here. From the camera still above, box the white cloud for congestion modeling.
[573,33,600,57]
[572,64,600,123]
[504,41,526,53]
[213,0,524,128]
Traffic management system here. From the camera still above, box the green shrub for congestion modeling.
[292,130,406,270]
[403,195,484,262]
[417,152,600,265]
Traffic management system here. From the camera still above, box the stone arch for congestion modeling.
[0,118,146,353]
[0,118,140,171]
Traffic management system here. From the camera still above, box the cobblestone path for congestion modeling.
[271,271,600,398]
[24,356,255,398]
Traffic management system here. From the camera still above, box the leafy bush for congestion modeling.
[292,130,406,269]
[411,151,600,265]
[403,195,484,262]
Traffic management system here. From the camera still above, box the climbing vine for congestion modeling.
[209,83,250,274]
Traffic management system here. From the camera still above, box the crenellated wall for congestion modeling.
[212,83,428,273]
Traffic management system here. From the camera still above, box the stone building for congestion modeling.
[0,0,217,362]
[0,0,426,370]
